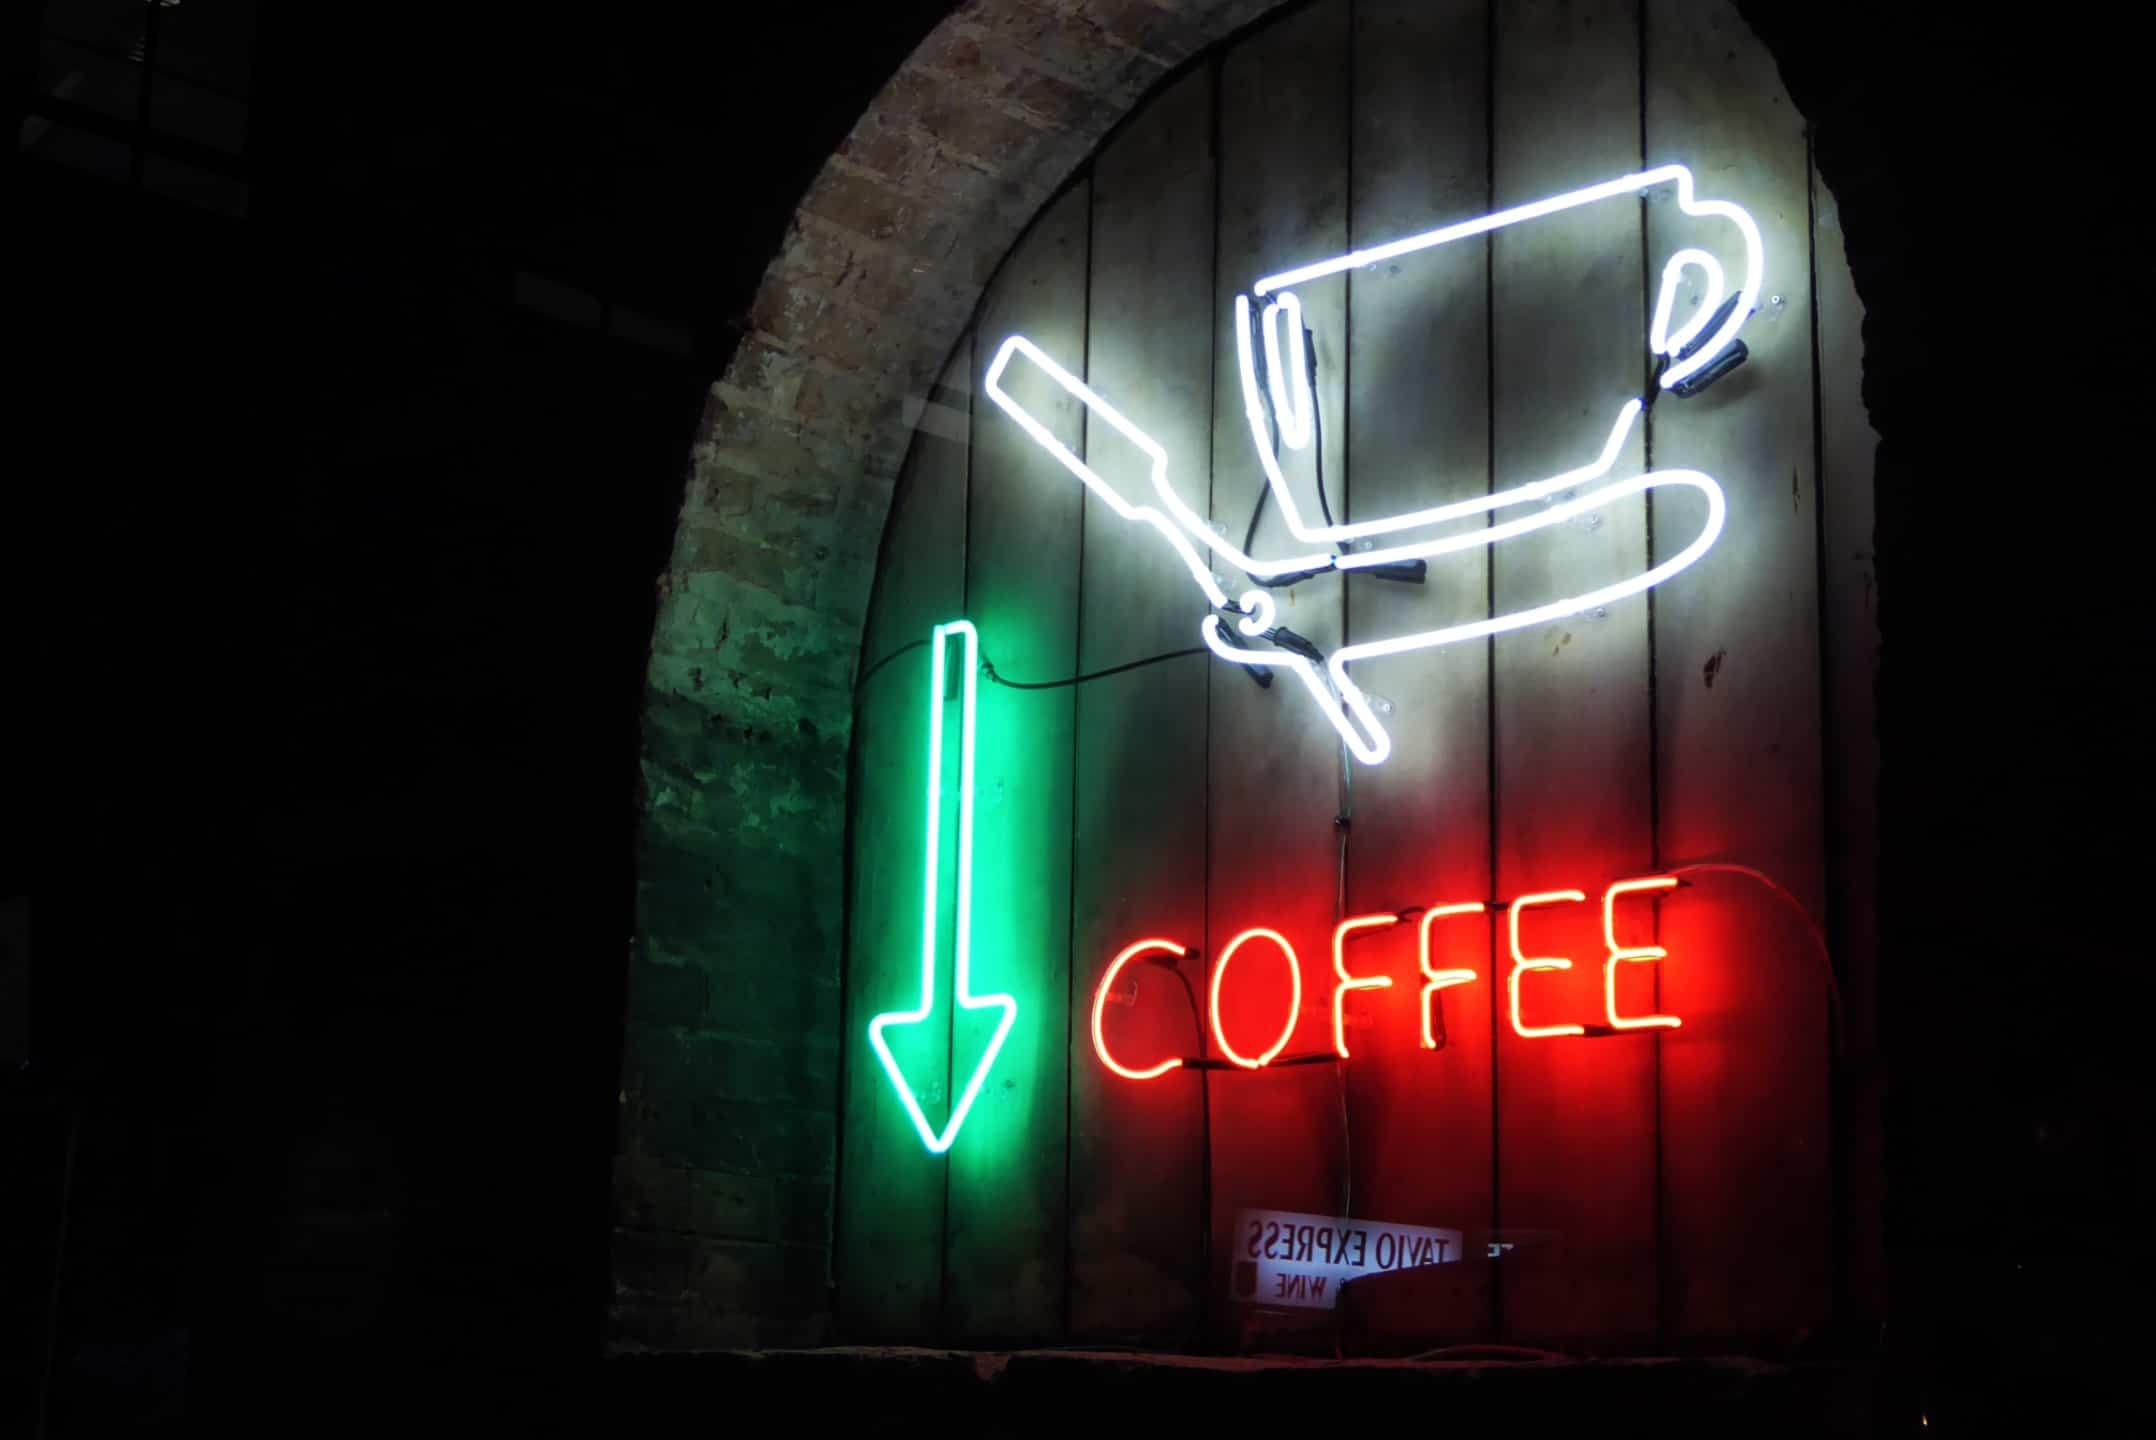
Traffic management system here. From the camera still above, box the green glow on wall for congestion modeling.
[865,620,1018,1155]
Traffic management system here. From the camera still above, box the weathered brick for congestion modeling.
[770,216,868,292]
[639,746,847,847]
[623,1023,838,1111]
[910,24,989,82]
[720,333,810,412]
[614,1152,773,1241]
[785,303,910,377]
[637,830,730,951]
[835,117,914,183]
[611,1225,711,1302]
[902,70,1054,168]
[647,939,842,1038]
[640,826,837,953]
[647,654,850,739]
[1084,0,1215,59]
[793,364,888,435]
[695,510,827,579]
[639,696,705,775]
[625,953,711,1029]
[799,167,918,243]
[838,255,972,331]
[674,521,799,602]
[646,580,856,714]
[1009,64,1112,129]
[626,1093,836,1180]
[620,0,1308,1353]
[608,1297,758,1351]
[820,560,878,617]
[969,1,1073,61]
[775,1179,834,1248]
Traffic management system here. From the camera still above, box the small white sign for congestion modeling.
[1233,1207,1464,1310]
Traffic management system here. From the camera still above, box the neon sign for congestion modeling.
[865,620,1018,1154]
[1509,889,1590,1040]
[1092,937,1187,1081]
[1090,875,1686,1079]
[1330,914,1397,1059]
[1210,927,1303,1070]
[857,635,1716,1132]
[1417,903,1485,1051]
[1603,875,1683,1031]
[983,163,1761,766]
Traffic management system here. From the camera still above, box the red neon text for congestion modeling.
[1331,914,1398,1058]
[1092,937,1188,1079]
[1418,903,1484,1050]
[1509,889,1589,1038]
[1603,876,1682,1030]
[1209,927,1301,1070]
[1093,877,1683,1077]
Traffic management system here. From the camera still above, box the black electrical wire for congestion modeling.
[1238,298,1276,557]
[856,317,1335,697]
[865,636,1254,696]
[1669,863,1846,1054]
[980,645,1209,691]
[1244,565,1334,590]
[1242,319,1340,577]
[1309,328,1338,533]
[865,625,1312,696]
[1242,467,1270,558]
[1242,429,1276,559]
[851,636,930,694]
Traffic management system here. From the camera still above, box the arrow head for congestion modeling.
[867,993,1018,1156]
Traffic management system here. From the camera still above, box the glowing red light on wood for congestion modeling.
[1417,903,1485,1050]
[1209,927,1302,1070]
[1331,914,1400,1058]
[1091,937,1188,1080]
[1509,890,1588,1038]
[1603,875,1683,1030]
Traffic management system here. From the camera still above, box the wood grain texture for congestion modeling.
[1068,63,1217,1346]
[838,0,1860,1357]
[946,184,1090,1343]
[1646,0,1829,1348]
[836,335,971,1341]
[1813,154,1884,1341]
[1489,0,1656,1349]
[1339,0,1498,1350]
[1206,1,1351,1350]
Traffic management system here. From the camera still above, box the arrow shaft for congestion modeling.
[871,618,1016,1155]
[918,619,980,1010]
[948,621,978,1005]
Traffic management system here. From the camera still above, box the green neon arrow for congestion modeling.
[866,619,1018,1155]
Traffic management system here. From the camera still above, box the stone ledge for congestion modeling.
[599,1346,1869,1436]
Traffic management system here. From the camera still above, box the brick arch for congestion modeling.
[621,0,1299,1351]
[649,1,1287,740]
[619,0,1912,1351]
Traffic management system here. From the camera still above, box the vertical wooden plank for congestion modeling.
[1646,0,1830,1348]
[1208,1,1351,1349]
[1489,0,1655,1349]
[1814,156,1884,1343]
[836,335,971,1340]
[1340,0,1496,1349]
[946,183,1089,1344]
[1069,65,1216,1346]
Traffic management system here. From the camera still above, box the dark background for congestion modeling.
[8,1,946,1431]
[7,1,2146,1435]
